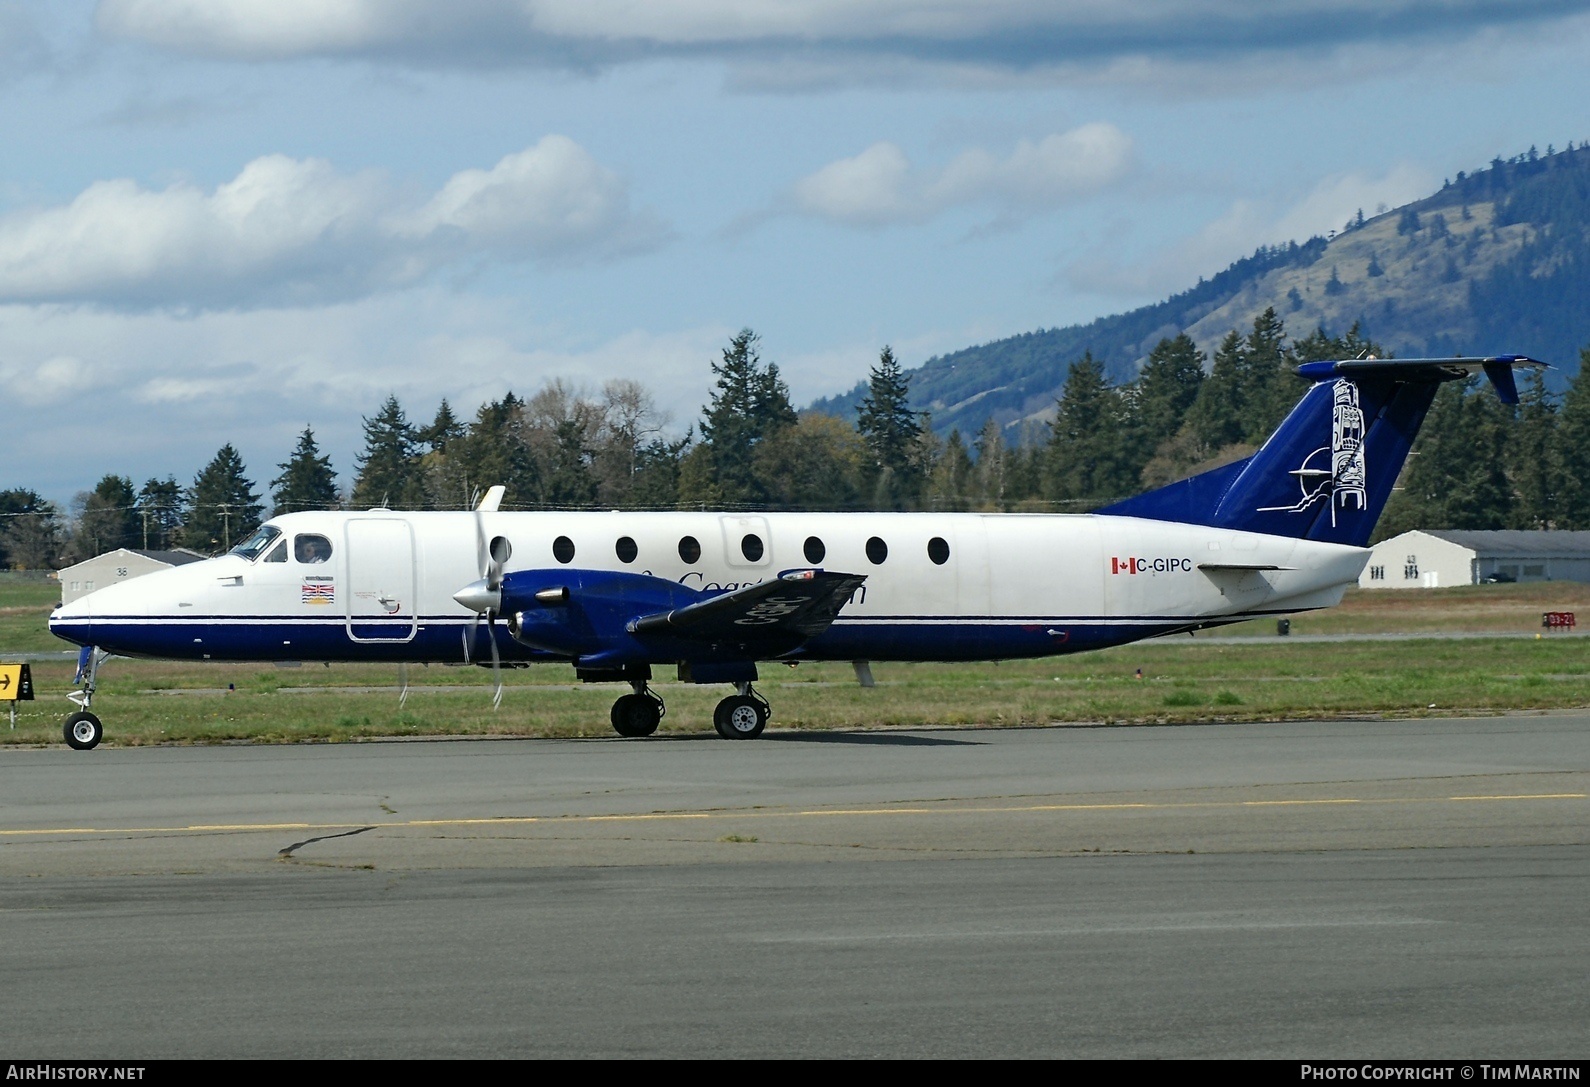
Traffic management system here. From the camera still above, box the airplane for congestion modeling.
[48,354,1542,750]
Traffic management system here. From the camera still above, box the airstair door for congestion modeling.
[344,518,418,643]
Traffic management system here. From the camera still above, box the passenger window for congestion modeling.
[741,534,764,562]
[294,534,333,564]
[927,537,950,565]
[265,540,288,563]
[804,536,825,564]
[553,536,576,564]
[615,536,638,563]
[678,535,701,564]
[866,537,888,565]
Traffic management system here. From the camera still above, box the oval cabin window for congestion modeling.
[615,536,638,563]
[866,536,888,565]
[553,536,576,564]
[927,537,950,565]
[804,536,825,564]
[741,534,764,562]
[678,535,701,564]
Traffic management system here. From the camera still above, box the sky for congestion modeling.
[4,0,1590,505]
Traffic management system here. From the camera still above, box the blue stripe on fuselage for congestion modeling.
[50,612,1273,664]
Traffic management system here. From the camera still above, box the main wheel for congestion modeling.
[713,695,767,739]
[63,711,103,751]
[610,694,662,738]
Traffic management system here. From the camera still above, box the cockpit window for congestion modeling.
[295,534,333,564]
[230,525,281,562]
[264,540,288,563]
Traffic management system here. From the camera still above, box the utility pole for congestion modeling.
[219,504,232,552]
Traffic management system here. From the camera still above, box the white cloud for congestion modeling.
[1065,162,1435,299]
[791,123,1132,228]
[0,137,666,309]
[0,293,730,501]
[792,142,918,227]
[401,137,662,261]
[94,1,1590,87]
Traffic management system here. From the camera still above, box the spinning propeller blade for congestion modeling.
[454,492,512,706]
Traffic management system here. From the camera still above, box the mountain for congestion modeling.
[810,143,1590,438]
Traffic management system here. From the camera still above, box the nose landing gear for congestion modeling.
[63,647,109,750]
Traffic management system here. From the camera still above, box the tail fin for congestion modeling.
[1099,355,1544,546]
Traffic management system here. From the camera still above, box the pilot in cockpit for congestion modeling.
[295,535,332,564]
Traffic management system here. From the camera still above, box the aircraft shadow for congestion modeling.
[763,730,981,747]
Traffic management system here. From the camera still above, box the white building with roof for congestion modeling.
[1359,530,1590,589]
[56,548,207,604]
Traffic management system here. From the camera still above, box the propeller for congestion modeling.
[455,491,511,708]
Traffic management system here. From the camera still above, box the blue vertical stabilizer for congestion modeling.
[1099,355,1543,547]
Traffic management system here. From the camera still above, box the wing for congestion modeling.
[628,569,867,645]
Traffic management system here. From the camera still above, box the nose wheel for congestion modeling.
[713,687,770,739]
[64,711,103,751]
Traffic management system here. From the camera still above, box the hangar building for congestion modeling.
[56,548,207,604]
[1359,530,1590,589]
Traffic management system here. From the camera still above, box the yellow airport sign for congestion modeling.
[0,663,34,702]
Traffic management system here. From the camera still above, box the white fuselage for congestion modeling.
[49,508,1369,664]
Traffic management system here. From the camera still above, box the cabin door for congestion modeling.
[343,518,418,643]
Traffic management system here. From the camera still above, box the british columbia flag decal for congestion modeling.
[301,577,335,605]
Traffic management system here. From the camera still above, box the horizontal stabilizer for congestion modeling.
[1294,354,1545,404]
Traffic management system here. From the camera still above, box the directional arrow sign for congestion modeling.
[0,664,32,701]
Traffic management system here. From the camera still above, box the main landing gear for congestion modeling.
[610,679,665,738]
[713,684,770,739]
[63,647,109,750]
[602,672,771,740]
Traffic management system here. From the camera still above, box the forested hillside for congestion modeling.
[812,143,1590,439]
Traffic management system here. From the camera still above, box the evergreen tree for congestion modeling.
[1044,352,1131,506]
[187,445,263,553]
[973,418,1008,510]
[856,345,926,509]
[72,475,139,558]
[1375,380,1515,539]
[352,396,426,509]
[417,400,465,454]
[927,429,974,511]
[1183,330,1248,450]
[693,329,797,506]
[440,392,539,509]
[0,488,60,569]
[1509,369,1559,530]
[1553,347,1590,527]
[271,427,339,515]
[136,477,184,551]
[1123,334,1205,486]
[1240,307,1296,444]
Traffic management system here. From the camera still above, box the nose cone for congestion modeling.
[453,579,501,614]
[49,599,92,648]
